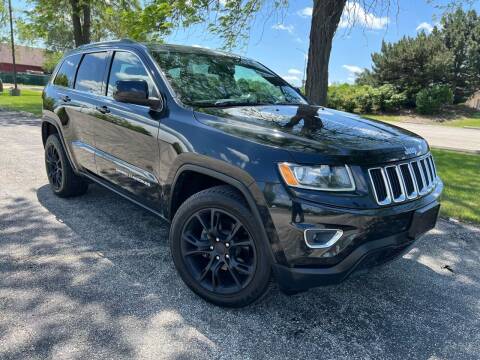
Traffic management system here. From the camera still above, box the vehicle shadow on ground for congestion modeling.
[0,183,478,359]
[0,111,40,127]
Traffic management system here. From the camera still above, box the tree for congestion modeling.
[358,8,480,103]
[0,0,8,42]
[17,0,175,51]
[42,51,64,73]
[305,0,346,105]
[440,8,480,102]
[368,32,451,104]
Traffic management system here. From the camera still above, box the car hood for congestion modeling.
[193,104,429,165]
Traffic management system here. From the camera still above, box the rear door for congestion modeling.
[49,53,97,172]
[92,50,162,206]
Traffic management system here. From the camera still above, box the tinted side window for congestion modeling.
[75,52,108,95]
[107,51,158,98]
[53,54,81,88]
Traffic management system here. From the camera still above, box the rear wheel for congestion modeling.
[170,185,271,307]
[45,134,88,197]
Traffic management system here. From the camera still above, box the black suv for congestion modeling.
[42,40,443,307]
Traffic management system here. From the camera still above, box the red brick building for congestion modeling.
[0,43,45,73]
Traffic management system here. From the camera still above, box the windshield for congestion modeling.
[151,50,307,107]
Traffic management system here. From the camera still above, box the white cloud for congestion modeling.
[339,1,389,30]
[416,22,434,34]
[282,75,302,87]
[297,7,313,17]
[342,64,364,74]
[288,68,303,75]
[272,24,294,34]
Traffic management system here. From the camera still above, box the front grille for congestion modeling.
[368,153,438,205]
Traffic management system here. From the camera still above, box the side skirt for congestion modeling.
[81,171,170,224]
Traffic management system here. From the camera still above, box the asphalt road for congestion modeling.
[1,110,479,360]
[392,122,480,154]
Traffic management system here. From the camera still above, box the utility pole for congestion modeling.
[296,48,307,90]
[8,0,20,96]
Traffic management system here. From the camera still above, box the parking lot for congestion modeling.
[1,110,479,360]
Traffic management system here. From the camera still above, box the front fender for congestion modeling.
[166,155,288,265]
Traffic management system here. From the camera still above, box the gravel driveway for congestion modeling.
[1,110,479,360]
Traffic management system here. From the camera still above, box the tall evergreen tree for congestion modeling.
[441,8,480,101]
[362,8,480,103]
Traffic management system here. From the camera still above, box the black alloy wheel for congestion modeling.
[44,134,88,197]
[46,143,63,191]
[170,185,271,307]
[181,208,257,294]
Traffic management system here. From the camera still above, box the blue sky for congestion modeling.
[11,0,480,85]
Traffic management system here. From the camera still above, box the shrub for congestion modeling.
[371,84,407,112]
[327,84,406,113]
[416,85,454,114]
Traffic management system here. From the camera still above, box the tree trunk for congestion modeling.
[82,1,91,44]
[70,0,84,46]
[305,0,347,105]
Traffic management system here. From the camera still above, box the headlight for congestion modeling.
[278,163,355,191]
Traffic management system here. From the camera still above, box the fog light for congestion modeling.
[304,229,343,249]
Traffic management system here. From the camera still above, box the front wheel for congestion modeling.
[170,186,271,307]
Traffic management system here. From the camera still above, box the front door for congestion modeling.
[92,50,162,207]
[69,51,110,173]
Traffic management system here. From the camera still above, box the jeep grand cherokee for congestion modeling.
[41,40,443,307]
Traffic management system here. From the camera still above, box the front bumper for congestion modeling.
[260,180,443,292]
[273,229,419,292]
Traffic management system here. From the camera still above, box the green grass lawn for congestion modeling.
[364,110,480,128]
[0,89,43,116]
[432,149,480,224]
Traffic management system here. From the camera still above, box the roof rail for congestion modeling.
[76,38,137,49]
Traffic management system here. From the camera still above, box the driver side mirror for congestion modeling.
[113,80,162,111]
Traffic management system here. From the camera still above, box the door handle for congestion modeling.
[61,95,71,102]
[96,105,110,114]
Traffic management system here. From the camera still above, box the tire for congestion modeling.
[44,134,88,197]
[170,185,271,307]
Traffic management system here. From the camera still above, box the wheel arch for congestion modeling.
[167,160,283,265]
[41,117,79,172]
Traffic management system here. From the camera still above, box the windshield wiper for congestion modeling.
[214,99,269,107]
[189,100,269,107]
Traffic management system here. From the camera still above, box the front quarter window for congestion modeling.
[151,50,307,107]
